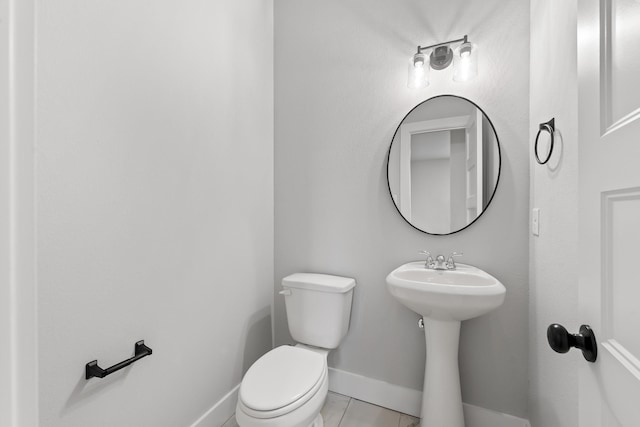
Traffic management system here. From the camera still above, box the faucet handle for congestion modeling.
[446,252,463,269]
[419,251,435,268]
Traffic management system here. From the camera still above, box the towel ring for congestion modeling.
[534,118,555,165]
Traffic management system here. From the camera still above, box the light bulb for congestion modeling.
[453,42,478,82]
[408,53,429,89]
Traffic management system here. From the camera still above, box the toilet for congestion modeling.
[236,273,356,427]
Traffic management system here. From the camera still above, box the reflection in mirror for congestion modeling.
[387,95,500,235]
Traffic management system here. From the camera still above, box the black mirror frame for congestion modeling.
[386,94,502,236]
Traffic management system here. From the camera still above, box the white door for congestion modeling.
[579,0,640,425]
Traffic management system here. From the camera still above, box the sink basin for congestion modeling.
[386,261,505,321]
[386,261,506,427]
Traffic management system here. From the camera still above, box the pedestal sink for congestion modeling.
[386,261,506,427]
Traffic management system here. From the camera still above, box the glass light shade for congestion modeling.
[452,42,478,82]
[407,53,430,89]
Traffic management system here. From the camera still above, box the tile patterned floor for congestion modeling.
[223,391,419,427]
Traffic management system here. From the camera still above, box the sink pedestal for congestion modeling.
[421,318,464,427]
[386,262,506,427]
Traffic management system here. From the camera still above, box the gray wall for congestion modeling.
[529,1,579,426]
[411,158,451,232]
[35,1,273,426]
[275,0,530,418]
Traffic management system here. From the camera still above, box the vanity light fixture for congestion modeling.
[408,35,478,88]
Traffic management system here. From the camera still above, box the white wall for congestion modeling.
[275,0,530,418]
[411,158,451,233]
[529,1,579,426]
[1,1,38,426]
[35,1,273,426]
[0,2,12,422]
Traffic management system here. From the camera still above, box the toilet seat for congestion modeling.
[239,346,327,419]
[236,373,328,427]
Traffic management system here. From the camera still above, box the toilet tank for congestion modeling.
[282,273,356,349]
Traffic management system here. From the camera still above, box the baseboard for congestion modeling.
[328,367,422,417]
[189,384,239,427]
[328,368,530,427]
[463,403,531,427]
[188,369,531,427]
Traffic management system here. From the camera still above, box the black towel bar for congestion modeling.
[534,118,555,165]
[85,340,152,380]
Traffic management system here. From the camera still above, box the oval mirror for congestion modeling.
[387,95,501,235]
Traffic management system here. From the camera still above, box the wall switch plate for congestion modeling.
[532,208,540,236]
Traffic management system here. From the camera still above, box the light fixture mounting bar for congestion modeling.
[416,35,468,53]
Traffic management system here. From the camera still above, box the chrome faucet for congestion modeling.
[434,254,447,269]
[446,252,463,270]
[419,251,463,270]
[419,251,435,269]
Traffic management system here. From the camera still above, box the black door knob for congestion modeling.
[547,324,597,363]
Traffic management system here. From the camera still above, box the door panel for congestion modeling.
[602,189,640,358]
[603,0,640,130]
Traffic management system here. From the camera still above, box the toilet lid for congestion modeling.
[240,346,325,412]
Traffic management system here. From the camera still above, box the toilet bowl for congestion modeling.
[236,345,329,427]
[236,273,356,427]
